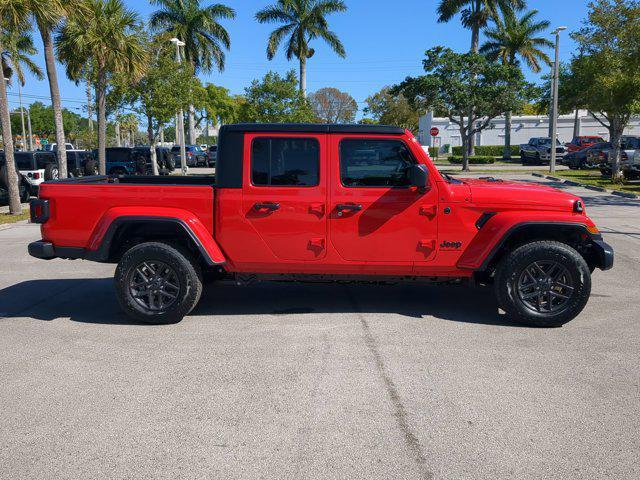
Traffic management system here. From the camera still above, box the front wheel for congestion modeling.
[495,241,591,327]
[114,242,203,324]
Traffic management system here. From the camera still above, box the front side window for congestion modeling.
[340,139,415,188]
[251,137,319,186]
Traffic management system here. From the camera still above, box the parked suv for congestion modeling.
[519,137,566,164]
[14,151,58,193]
[171,145,207,167]
[29,123,613,328]
[133,146,176,174]
[0,153,31,203]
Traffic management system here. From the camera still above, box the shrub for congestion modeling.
[451,145,520,156]
[448,156,495,164]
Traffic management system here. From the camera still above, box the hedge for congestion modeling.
[448,156,495,165]
[451,145,520,156]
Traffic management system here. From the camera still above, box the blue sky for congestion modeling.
[7,0,590,119]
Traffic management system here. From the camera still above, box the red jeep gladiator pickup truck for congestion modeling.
[28,124,613,327]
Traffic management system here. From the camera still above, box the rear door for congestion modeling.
[242,133,328,261]
[328,135,438,263]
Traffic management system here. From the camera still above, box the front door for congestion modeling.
[329,136,438,262]
[242,133,328,261]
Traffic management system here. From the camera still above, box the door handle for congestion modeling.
[336,203,362,217]
[253,202,280,211]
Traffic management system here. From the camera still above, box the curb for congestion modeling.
[530,174,638,199]
[612,190,638,199]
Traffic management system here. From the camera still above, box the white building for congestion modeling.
[418,110,640,149]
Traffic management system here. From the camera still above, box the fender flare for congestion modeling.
[85,208,226,265]
[457,216,604,271]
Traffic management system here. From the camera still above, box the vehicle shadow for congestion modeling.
[0,278,522,327]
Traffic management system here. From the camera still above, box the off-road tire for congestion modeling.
[115,242,203,324]
[495,241,591,327]
[84,159,98,176]
[44,163,59,181]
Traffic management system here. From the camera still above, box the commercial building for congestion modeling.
[418,110,640,149]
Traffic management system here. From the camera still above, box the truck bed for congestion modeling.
[37,175,216,250]
[51,174,215,186]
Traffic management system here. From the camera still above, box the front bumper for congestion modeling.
[592,238,614,271]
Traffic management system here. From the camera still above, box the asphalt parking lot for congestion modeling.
[1,173,638,479]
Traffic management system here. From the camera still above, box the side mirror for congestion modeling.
[409,163,428,189]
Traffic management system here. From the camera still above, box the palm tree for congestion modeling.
[481,9,552,158]
[437,0,526,52]
[150,0,235,145]
[56,0,146,175]
[20,0,86,179]
[2,29,44,151]
[0,1,31,214]
[256,0,347,97]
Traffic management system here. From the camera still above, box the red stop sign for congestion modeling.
[430,127,439,137]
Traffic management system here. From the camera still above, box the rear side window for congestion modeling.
[339,139,415,188]
[251,137,319,187]
[14,153,34,170]
[35,153,56,169]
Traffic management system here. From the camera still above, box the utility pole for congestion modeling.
[17,82,26,150]
[170,37,188,175]
[549,26,567,174]
[27,106,33,150]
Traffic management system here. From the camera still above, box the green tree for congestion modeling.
[395,47,529,171]
[150,0,235,145]
[569,0,640,180]
[241,70,315,123]
[118,40,197,174]
[255,0,347,97]
[363,87,420,132]
[481,8,552,158]
[437,0,526,52]
[309,87,357,123]
[57,0,147,175]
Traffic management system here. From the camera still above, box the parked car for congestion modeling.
[171,145,207,167]
[565,136,605,153]
[207,144,217,167]
[624,149,640,180]
[597,136,640,175]
[519,137,566,164]
[13,151,59,193]
[563,142,610,169]
[43,142,75,152]
[0,153,31,203]
[29,123,613,328]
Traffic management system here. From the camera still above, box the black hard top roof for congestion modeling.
[220,123,405,135]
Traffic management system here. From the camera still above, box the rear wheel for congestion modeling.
[495,241,591,327]
[115,242,203,324]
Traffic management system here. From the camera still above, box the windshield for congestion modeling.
[539,138,562,146]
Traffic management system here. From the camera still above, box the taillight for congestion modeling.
[599,152,605,160]
[30,199,50,224]
[33,172,40,180]
[187,152,193,157]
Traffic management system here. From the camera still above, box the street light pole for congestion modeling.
[170,37,188,176]
[27,106,33,150]
[549,26,567,174]
[17,82,26,150]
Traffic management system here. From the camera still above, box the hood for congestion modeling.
[461,177,581,211]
